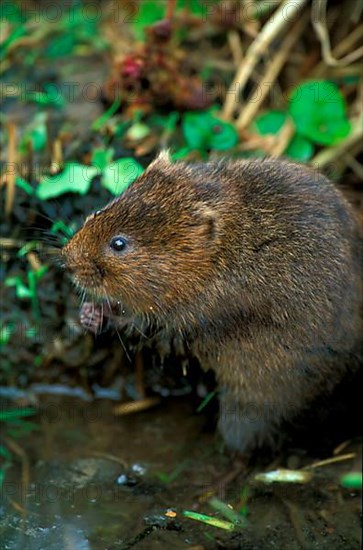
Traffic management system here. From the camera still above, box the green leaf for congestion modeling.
[132,1,165,41]
[176,0,212,16]
[171,146,193,160]
[50,220,76,240]
[126,122,151,141]
[183,510,236,531]
[33,265,48,281]
[0,408,36,421]
[92,98,121,131]
[46,33,76,58]
[289,81,351,146]
[286,135,314,162]
[254,110,314,161]
[1,2,24,23]
[182,110,238,151]
[148,112,179,130]
[176,0,220,17]
[20,113,48,153]
[17,241,39,257]
[91,148,114,171]
[196,390,216,412]
[0,468,4,488]
[25,326,40,340]
[0,445,12,461]
[340,472,362,490]
[24,90,64,107]
[254,110,286,134]
[7,422,38,437]
[36,163,99,200]
[0,24,27,57]
[16,176,34,195]
[4,277,32,299]
[0,324,14,346]
[101,158,144,195]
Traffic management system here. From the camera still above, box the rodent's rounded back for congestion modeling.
[63,153,361,346]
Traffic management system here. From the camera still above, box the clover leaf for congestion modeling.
[182,110,238,151]
[101,159,144,195]
[36,163,99,200]
[289,81,351,146]
[36,156,144,200]
[254,110,314,161]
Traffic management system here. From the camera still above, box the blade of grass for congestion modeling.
[92,98,122,131]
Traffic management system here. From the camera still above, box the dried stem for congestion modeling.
[3,436,30,516]
[312,0,363,67]
[237,14,309,129]
[313,23,363,77]
[222,0,309,120]
[227,30,243,67]
[303,452,356,470]
[270,119,295,157]
[5,122,17,218]
[113,397,161,416]
[166,0,177,21]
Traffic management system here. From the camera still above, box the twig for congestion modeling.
[113,396,161,416]
[302,452,356,470]
[343,154,363,181]
[282,499,308,549]
[5,122,17,218]
[0,238,59,260]
[333,440,351,456]
[270,118,295,157]
[51,138,63,172]
[88,450,128,469]
[27,251,42,272]
[327,23,363,60]
[0,237,26,249]
[3,436,30,517]
[251,0,282,20]
[237,14,309,129]
[313,23,363,77]
[227,30,243,67]
[312,0,363,67]
[222,0,309,120]
[166,0,177,21]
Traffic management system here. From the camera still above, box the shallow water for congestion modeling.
[1,395,361,549]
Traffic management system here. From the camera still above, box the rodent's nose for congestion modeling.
[61,242,77,272]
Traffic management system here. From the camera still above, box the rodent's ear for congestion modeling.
[195,203,220,244]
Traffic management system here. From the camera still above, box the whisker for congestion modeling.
[104,292,131,362]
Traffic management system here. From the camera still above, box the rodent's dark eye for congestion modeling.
[110,236,128,252]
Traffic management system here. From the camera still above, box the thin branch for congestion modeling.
[227,30,244,67]
[222,0,309,120]
[237,13,309,129]
[5,122,17,218]
[312,0,363,67]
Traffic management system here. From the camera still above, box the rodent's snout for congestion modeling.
[61,241,75,271]
[61,239,106,290]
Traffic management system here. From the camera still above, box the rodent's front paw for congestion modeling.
[79,302,105,334]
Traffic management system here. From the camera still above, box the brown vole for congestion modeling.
[63,153,362,453]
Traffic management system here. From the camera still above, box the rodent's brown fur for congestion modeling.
[63,153,362,452]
